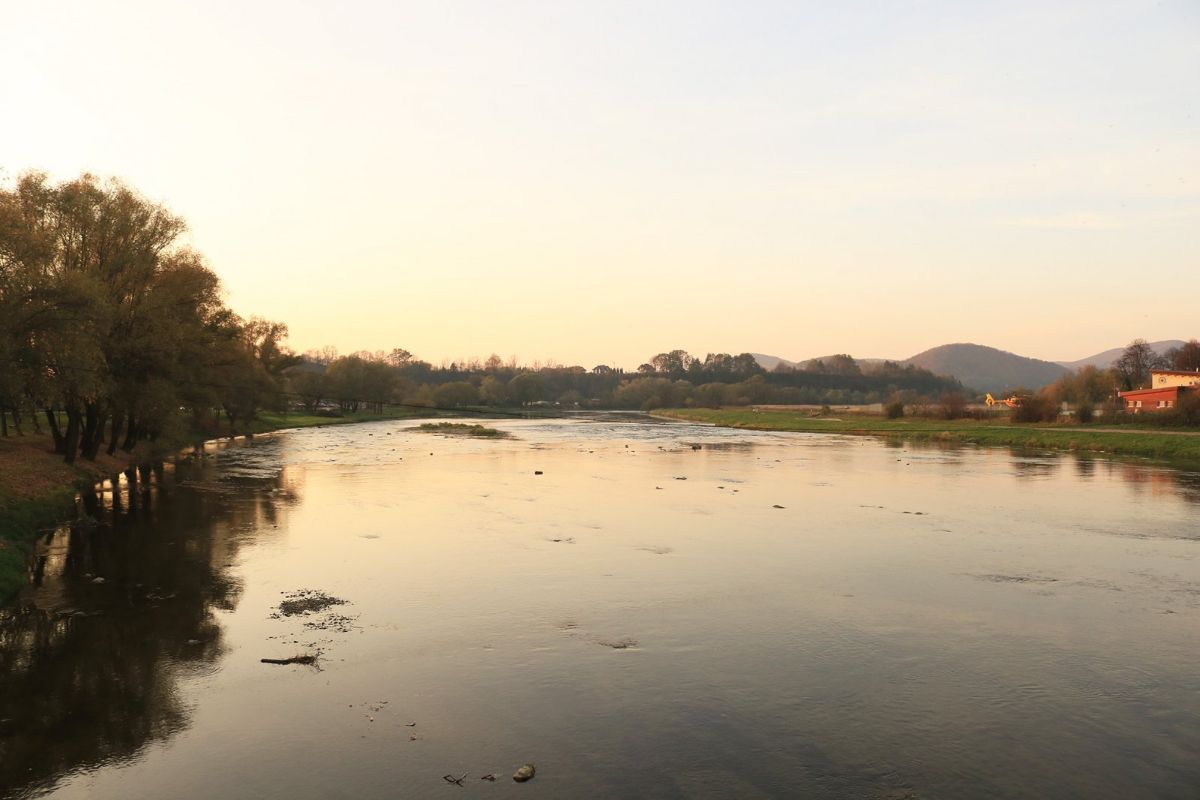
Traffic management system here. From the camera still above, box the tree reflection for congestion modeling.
[0,450,298,797]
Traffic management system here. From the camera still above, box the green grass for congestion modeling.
[655,408,1200,463]
[414,422,511,438]
[0,486,77,602]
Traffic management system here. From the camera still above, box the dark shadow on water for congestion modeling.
[0,452,297,799]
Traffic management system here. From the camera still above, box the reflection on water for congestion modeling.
[0,453,295,797]
[1,417,1198,799]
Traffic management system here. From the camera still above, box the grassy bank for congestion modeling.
[0,406,448,603]
[655,408,1200,463]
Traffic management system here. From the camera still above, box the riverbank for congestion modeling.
[654,408,1200,463]
[0,407,435,602]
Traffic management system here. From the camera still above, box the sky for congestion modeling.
[2,0,1197,369]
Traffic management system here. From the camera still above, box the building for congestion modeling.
[1119,369,1200,412]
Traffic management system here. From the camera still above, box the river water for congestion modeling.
[1,415,1198,799]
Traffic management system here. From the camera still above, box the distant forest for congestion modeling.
[291,348,964,415]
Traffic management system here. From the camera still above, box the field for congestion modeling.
[655,408,1200,463]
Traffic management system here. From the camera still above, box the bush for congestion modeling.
[885,399,905,419]
[1076,402,1094,423]
[939,392,966,420]
[1176,392,1200,426]
[1012,394,1058,423]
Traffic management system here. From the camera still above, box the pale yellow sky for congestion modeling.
[2,1,1197,368]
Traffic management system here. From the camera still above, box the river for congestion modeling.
[1,415,1198,799]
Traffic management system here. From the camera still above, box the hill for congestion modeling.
[904,343,1067,393]
[750,353,798,371]
[800,354,888,370]
[1057,340,1185,371]
[752,353,889,371]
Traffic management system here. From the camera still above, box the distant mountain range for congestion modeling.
[1055,340,1184,371]
[903,344,1067,393]
[752,339,1188,393]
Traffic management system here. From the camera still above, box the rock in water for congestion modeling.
[513,764,536,782]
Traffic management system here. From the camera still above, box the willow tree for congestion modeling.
[0,171,291,461]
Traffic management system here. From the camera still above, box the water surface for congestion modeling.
[2,416,1198,799]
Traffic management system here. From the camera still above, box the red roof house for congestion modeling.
[1119,370,1199,412]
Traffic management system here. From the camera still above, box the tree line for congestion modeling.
[0,172,299,462]
[286,347,962,414]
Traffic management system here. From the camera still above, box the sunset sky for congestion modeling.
[3,1,1197,368]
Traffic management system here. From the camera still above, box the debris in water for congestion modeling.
[598,638,638,649]
[534,470,544,475]
[260,655,318,666]
[304,613,358,633]
[675,476,687,480]
[443,773,467,786]
[273,589,349,617]
[972,573,1059,584]
[513,764,536,782]
[481,774,497,782]
[91,577,106,584]
[773,504,785,509]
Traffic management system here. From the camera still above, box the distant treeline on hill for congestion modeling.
[290,348,964,412]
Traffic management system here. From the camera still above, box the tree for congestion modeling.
[386,348,413,367]
[938,392,966,420]
[650,349,693,377]
[479,375,509,406]
[290,370,328,411]
[433,381,479,408]
[1166,339,1200,372]
[507,373,545,405]
[1116,339,1165,389]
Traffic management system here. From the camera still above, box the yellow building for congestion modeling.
[1150,370,1200,389]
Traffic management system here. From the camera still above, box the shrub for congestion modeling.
[1012,394,1058,423]
[885,399,905,419]
[939,392,966,420]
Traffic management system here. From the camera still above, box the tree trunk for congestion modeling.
[1,408,7,437]
[107,412,125,457]
[64,408,81,465]
[122,415,138,452]
[45,408,65,453]
[80,403,101,461]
